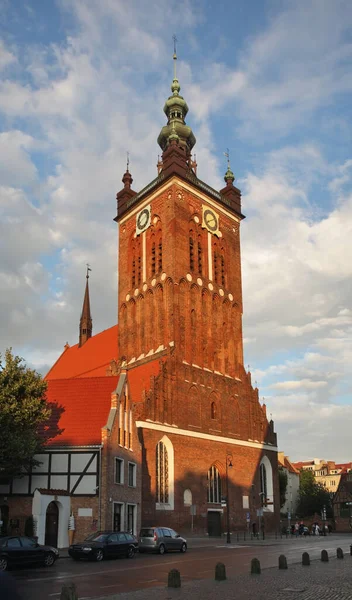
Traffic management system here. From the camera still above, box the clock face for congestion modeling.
[136,207,150,232]
[203,208,218,232]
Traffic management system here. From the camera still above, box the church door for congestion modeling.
[207,511,221,536]
[45,502,59,548]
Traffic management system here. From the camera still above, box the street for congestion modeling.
[12,535,352,600]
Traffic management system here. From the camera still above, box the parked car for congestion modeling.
[139,527,187,554]
[0,536,59,571]
[68,531,138,561]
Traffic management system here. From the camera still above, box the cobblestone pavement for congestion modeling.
[93,555,352,600]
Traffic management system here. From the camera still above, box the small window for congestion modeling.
[7,538,21,548]
[20,537,37,548]
[115,458,124,484]
[140,528,154,538]
[128,462,136,487]
[211,402,217,419]
[162,528,172,537]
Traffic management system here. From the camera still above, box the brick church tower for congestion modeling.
[115,49,279,534]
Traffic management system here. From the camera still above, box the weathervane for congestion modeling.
[86,263,92,279]
[224,148,231,168]
[126,151,130,172]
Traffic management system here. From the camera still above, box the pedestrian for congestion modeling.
[315,523,320,536]
[294,522,299,537]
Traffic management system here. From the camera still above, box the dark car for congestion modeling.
[0,536,59,571]
[68,531,138,561]
[139,527,187,554]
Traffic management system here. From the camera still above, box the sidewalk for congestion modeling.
[92,554,352,600]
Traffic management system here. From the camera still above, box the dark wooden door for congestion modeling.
[45,502,59,548]
[207,511,221,536]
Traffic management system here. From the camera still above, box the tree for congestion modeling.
[0,349,52,478]
[296,469,333,518]
[278,468,288,509]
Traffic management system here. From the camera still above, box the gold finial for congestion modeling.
[86,263,92,279]
[173,34,177,80]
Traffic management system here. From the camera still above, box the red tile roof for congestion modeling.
[128,359,163,402]
[46,325,118,380]
[45,376,118,446]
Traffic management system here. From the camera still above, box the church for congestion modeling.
[0,49,280,547]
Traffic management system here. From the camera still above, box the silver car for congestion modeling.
[139,527,187,554]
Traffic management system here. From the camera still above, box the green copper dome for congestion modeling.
[157,60,196,153]
[224,166,235,183]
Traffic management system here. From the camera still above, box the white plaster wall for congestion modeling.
[32,490,70,549]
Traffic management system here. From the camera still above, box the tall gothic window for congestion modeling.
[156,441,169,503]
[151,241,156,276]
[158,239,162,272]
[189,234,194,271]
[197,236,202,275]
[207,465,222,503]
[213,241,225,287]
[260,462,267,506]
[131,237,141,288]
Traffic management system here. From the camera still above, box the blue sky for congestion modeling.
[1,0,352,461]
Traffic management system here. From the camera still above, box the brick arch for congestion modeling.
[187,384,201,427]
[129,232,141,289]
[230,396,240,432]
[208,391,220,423]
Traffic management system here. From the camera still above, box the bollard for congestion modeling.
[321,549,329,562]
[302,552,310,566]
[60,584,78,600]
[337,547,344,559]
[278,554,288,570]
[215,562,227,581]
[350,544,352,556]
[251,557,261,575]
[168,569,181,588]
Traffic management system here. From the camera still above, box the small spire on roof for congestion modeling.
[79,265,93,347]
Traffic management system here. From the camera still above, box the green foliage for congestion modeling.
[297,469,333,518]
[279,468,288,508]
[0,349,51,478]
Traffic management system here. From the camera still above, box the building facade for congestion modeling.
[0,50,280,545]
[292,458,352,494]
[278,453,299,516]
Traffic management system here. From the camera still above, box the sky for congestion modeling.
[0,0,351,462]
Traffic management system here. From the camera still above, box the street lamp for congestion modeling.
[225,453,233,544]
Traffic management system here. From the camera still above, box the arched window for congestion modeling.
[197,235,202,275]
[189,232,195,271]
[260,462,267,506]
[183,489,192,506]
[211,402,217,419]
[156,441,169,504]
[207,465,222,503]
[158,238,162,272]
[131,237,141,288]
[151,240,156,276]
[213,241,225,287]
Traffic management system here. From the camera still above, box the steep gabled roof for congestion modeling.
[128,359,163,403]
[279,455,299,474]
[45,376,118,446]
[46,325,118,380]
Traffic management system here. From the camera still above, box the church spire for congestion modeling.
[79,265,92,347]
[157,37,196,155]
